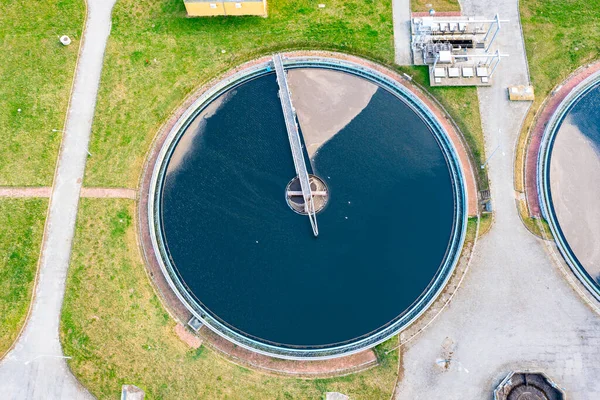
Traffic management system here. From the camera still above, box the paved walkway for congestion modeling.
[0,187,136,199]
[392,0,411,65]
[395,0,600,399]
[0,0,117,398]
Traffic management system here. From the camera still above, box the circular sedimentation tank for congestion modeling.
[539,77,600,299]
[148,56,467,359]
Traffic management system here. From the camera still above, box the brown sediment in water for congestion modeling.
[550,115,600,281]
[167,92,234,174]
[287,69,377,159]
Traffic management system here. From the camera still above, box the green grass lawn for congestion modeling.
[60,199,399,399]
[521,0,600,103]
[84,0,395,188]
[0,0,84,186]
[0,199,47,357]
[515,0,600,191]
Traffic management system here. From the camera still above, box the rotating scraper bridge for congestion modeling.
[273,54,319,236]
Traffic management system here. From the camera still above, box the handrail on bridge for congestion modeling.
[272,53,319,237]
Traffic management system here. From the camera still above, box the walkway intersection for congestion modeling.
[0,0,117,398]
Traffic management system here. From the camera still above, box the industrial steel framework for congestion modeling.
[273,53,319,236]
[412,14,509,75]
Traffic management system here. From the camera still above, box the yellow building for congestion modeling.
[184,0,267,17]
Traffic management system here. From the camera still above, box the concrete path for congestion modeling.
[0,187,136,199]
[0,0,117,398]
[525,61,600,217]
[395,0,600,399]
[81,187,137,199]
[0,187,52,198]
[392,0,412,65]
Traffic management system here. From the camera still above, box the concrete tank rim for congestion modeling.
[144,53,469,360]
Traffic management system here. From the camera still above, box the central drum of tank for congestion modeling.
[285,174,329,215]
[150,58,466,359]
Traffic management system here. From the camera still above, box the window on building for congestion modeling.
[209,3,217,8]
[235,2,242,8]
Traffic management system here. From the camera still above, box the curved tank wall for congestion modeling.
[147,56,468,359]
[539,77,600,299]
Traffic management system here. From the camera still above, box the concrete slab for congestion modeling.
[462,67,474,77]
[325,393,349,400]
[392,0,412,65]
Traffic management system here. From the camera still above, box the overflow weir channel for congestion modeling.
[273,54,320,236]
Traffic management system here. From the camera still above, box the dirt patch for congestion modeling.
[288,69,376,159]
[175,324,202,349]
[201,327,377,377]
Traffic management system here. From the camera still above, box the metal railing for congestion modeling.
[272,54,318,236]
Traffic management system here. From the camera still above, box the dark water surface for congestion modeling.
[160,72,455,347]
[549,83,600,284]
[568,84,600,153]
